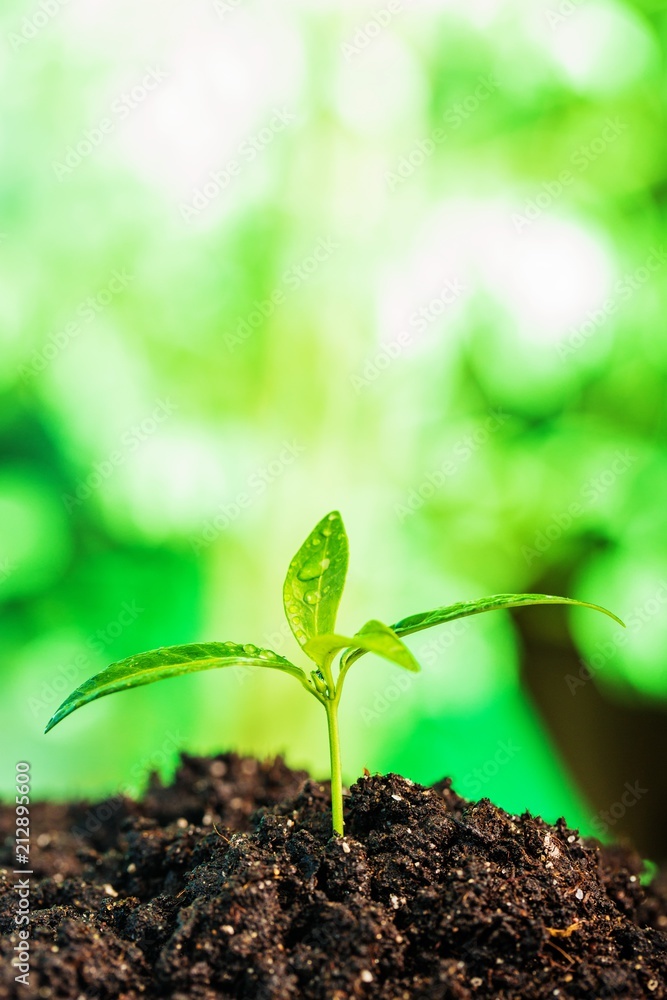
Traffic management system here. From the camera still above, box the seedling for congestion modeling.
[46,511,624,834]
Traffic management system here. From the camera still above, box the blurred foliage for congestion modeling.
[1,0,666,839]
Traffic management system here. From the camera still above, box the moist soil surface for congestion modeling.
[1,754,666,1000]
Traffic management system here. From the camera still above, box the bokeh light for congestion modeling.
[1,0,666,857]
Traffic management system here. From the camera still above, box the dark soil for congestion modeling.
[1,753,666,1000]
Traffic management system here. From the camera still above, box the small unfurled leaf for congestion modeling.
[283,511,349,653]
[341,594,625,669]
[305,619,420,674]
[45,642,307,733]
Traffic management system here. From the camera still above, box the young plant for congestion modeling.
[46,511,624,835]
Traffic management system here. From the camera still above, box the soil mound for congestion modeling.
[1,753,666,999]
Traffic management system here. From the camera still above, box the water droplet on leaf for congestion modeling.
[304,591,321,604]
[297,556,330,581]
[243,644,259,656]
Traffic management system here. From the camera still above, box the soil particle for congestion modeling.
[1,753,665,999]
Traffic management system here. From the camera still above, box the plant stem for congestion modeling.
[324,696,344,835]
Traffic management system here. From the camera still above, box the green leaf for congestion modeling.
[341,594,625,669]
[45,641,308,734]
[305,619,420,674]
[283,511,349,653]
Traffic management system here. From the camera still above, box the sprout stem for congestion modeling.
[324,695,344,835]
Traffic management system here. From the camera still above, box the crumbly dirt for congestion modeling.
[1,753,666,999]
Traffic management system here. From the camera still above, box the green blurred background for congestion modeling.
[1,0,666,858]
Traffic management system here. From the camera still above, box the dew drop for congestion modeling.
[311,536,322,546]
[288,604,299,614]
[292,616,301,626]
[296,630,307,643]
[327,513,337,520]
[243,644,259,656]
[304,591,321,604]
[297,556,331,582]
[321,526,332,536]
[258,650,274,660]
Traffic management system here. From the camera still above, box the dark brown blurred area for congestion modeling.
[516,606,667,864]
